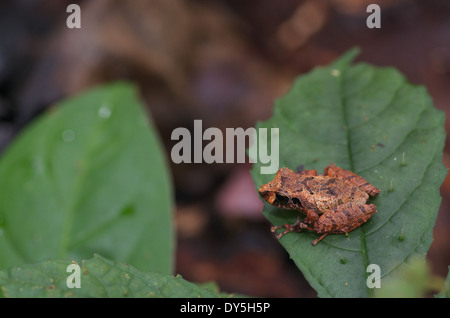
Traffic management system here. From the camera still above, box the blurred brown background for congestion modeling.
[0,0,449,297]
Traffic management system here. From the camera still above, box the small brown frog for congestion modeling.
[259,164,380,245]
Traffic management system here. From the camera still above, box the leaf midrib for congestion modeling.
[335,66,373,297]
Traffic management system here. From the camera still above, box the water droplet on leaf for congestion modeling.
[98,104,112,119]
[62,129,76,142]
[331,69,341,77]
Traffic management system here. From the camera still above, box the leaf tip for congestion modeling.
[331,47,361,70]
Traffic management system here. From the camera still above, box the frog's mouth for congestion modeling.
[259,190,276,205]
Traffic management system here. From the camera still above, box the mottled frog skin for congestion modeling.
[259,164,380,245]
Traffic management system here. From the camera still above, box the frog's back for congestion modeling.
[301,176,369,213]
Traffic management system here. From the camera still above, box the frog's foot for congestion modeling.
[311,233,328,246]
[271,217,312,239]
[271,223,302,239]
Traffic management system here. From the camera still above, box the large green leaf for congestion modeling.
[0,254,235,297]
[251,49,447,297]
[0,82,174,274]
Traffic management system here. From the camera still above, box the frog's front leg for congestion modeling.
[312,202,377,245]
[271,210,319,239]
[271,216,302,239]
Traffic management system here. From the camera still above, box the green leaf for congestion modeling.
[251,49,447,297]
[0,82,174,274]
[0,254,235,297]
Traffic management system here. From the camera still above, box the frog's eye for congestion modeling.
[292,198,302,207]
[275,194,289,205]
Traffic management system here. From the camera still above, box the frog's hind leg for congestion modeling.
[324,164,380,197]
[313,202,377,244]
[312,233,328,246]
